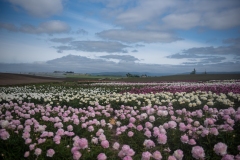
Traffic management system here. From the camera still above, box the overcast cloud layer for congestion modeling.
[0,0,240,73]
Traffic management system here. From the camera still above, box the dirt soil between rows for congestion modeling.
[0,73,63,86]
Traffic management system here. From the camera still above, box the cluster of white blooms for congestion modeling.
[0,80,240,110]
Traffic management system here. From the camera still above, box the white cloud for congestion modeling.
[114,0,176,27]
[97,29,181,43]
[162,13,201,30]
[202,7,240,29]
[8,0,63,17]
[54,40,129,53]
[0,21,70,34]
[94,0,240,30]
[99,54,139,62]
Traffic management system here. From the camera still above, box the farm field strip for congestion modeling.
[0,80,240,159]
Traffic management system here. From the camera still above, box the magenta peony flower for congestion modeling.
[46,149,55,157]
[214,142,227,156]
[97,153,107,160]
[191,146,205,159]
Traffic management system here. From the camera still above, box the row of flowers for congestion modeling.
[0,81,240,159]
[0,100,240,159]
[1,82,240,111]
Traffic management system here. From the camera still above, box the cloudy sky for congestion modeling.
[0,0,240,73]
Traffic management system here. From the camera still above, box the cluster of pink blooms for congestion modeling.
[0,95,240,159]
[118,145,135,159]
[126,81,240,94]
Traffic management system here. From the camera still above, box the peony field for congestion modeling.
[1,80,240,160]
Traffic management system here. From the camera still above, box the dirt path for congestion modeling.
[0,73,63,85]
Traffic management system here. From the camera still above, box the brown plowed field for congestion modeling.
[0,73,63,85]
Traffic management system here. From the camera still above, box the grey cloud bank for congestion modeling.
[0,21,70,34]
[0,55,239,74]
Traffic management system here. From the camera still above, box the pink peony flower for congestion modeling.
[123,156,133,160]
[24,151,30,157]
[141,151,152,160]
[157,133,167,144]
[222,154,234,160]
[152,151,162,160]
[53,135,61,144]
[46,149,55,157]
[73,151,82,160]
[118,145,135,158]
[173,149,184,160]
[137,125,143,131]
[149,116,155,122]
[143,139,155,149]
[34,148,42,156]
[128,131,134,137]
[210,127,219,136]
[25,138,32,144]
[22,131,30,139]
[168,121,177,129]
[145,122,153,129]
[180,134,189,143]
[101,140,109,148]
[168,156,177,160]
[99,134,106,141]
[88,126,94,132]
[191,146,205,159]
[214,142,227,156]
[97,153,107,160]
[78,138,88,149]
[67,125,73,131]
[188,139,196,145]
[129,117,136,123]
[113,142,120,150]
[0,129,10,140]
[144,130,152,138]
